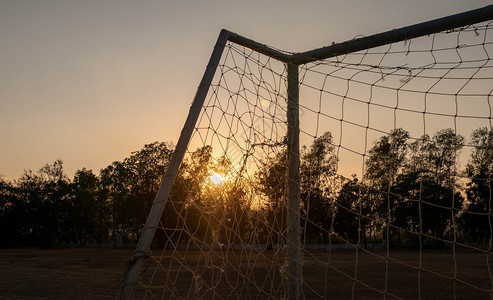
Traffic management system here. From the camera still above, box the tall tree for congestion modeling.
[12,160,72,248]
[364,129,410,243]
[300,131,337,242]
[383,129,465,246]
[334,175,372,246]
[462,127,493,243]
[255,132,338,244]
[256,146,288,245]
[365,128,410,189]
[0,177,23,247]
[69,168,107,244]
[408,130,464,241]
[100,142,174,242]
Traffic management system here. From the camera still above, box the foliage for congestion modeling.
[1,127,492,249]
[461,128,493,243]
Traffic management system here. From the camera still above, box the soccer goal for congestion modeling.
[118,5,493,299]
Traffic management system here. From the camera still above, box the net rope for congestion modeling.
[134,21,493,299]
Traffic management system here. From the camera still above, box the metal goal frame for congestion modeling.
[118,5,493,299]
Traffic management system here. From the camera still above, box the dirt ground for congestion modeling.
[0,248,492,299]
[0,248,132,299]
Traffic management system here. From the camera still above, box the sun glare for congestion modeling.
[210,173,224,185]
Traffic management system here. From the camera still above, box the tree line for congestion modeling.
[0,127,492,249]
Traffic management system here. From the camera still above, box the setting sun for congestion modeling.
[209,173,224,185]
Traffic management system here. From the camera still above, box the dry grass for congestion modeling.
[0,248,131,299]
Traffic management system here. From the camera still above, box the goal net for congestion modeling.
[119,7,493,299]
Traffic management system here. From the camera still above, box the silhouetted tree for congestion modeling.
[364,128,465,246]
[169,145,213,244]
[403,130,464,244]
[0,177,24,247]
[461,127,493,243]
[68,168,106,244]
[365,129,410,244]
[334,176,372,247]
[256,146,288,246]
[100,142,173,243]
[10,160,72,248]
[300,132,337,242]
[255,132,338,244]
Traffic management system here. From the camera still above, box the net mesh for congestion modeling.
[134,21,493,299]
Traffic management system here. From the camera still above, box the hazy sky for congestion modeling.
[1,0,491,180]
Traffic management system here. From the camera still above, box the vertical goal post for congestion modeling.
[118,5,493,299]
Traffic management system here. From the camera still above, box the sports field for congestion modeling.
[0,248,491,299]
[0,248,130,299]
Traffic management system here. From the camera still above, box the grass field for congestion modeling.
[0,248,492,299]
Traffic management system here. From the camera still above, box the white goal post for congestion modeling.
[118,5,493,299]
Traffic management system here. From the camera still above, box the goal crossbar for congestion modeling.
[227,4,493,65]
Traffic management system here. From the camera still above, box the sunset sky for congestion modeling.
[1,0,491,180]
